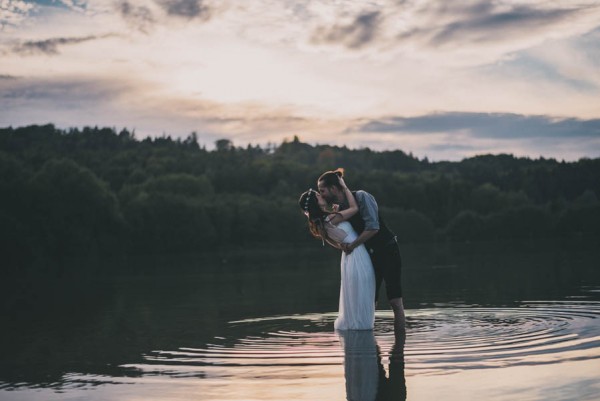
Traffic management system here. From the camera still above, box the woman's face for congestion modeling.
[315,192,328,209]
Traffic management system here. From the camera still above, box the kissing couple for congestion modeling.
[299,169,406,340]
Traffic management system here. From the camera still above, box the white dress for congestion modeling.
[327,220,376,330]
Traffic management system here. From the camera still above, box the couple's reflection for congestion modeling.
[338,330,406,401]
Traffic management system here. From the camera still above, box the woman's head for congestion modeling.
[298,188,326,219]
[298,188,329,241]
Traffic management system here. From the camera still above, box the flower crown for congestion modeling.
[303,189,314,213]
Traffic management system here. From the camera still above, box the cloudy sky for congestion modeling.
[1,0,599,160]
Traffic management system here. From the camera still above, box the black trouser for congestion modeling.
[370,238,403,301]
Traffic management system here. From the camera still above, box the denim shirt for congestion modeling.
[354,190,380,231]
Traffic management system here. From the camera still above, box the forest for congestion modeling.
[1,124,599,277]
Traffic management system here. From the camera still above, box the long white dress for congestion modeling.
[328,220,376,330]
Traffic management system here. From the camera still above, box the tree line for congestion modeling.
[1,124,599,277]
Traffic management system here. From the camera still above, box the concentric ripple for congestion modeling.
[404,301,600,373]
[124,300,600,377]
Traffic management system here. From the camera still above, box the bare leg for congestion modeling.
[389,297,406,344]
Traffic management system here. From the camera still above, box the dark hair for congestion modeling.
[318,168,345,190]
[298,188,335,242]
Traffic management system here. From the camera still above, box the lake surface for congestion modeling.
[2,238,600,401]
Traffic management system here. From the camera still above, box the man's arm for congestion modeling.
[357,190,380,231]
[341,229,379,253]
[342,190,380,253]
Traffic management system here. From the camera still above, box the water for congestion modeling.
[1,239,600,400]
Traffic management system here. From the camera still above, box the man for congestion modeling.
[317,169,406,341]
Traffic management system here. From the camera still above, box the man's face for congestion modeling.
[317,180,335,203]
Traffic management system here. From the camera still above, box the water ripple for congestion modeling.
[124,300,600,377]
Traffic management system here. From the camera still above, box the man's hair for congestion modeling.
[318,168,345,189]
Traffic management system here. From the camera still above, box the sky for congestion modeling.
[1,0,599,161]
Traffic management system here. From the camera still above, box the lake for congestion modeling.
[1,238,600,401]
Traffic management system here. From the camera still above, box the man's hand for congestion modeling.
[341,242,356,254]
[341,229,378,254]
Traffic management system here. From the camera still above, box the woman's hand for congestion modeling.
[339,176,348,190]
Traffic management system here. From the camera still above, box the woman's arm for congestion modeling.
[325,238,342,250]
[327,178,358,225]
[318,217,345,249]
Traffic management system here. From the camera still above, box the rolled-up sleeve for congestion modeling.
[356,190,380,230]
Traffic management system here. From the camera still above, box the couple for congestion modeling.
[299,169,405,340]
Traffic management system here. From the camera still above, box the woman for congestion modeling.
[298,172,376,330]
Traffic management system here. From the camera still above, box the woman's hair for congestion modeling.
[298,188,333,243]
[317,168,345,190]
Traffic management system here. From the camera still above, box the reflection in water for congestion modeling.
[339,330,378,401]
[338,330,406,401]
[377,341,406,401]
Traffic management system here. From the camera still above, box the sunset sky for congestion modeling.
[1,0,599,160]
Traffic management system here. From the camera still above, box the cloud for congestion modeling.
[311,10,382,49]
[55,0,87,12]
[12,34,115,55]
[0,0,36,28]
[342,112,600,161]
[1,0,599,161]
[1,0,89,30]
[426,143,477,152]
[402,3,582,49]
[116,1,156,33]
[0,75,133,103]
[1,75,598,161]
[154,0,211,20]
[0,74,337,144]
[352,112,600,140]
[300,1,600,65]
[113,0,212,31]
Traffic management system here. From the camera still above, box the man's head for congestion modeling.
[317,168,345,203]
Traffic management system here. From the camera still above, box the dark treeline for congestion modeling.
[1,124,599,277]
